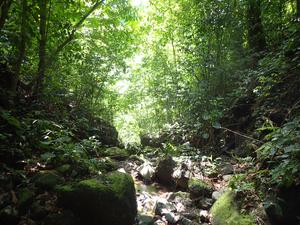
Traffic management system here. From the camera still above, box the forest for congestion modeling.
[0,0,299,224]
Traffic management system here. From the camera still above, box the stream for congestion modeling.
[118,153,238,225]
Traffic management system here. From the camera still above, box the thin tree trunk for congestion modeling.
[247,0,266,53]
[50,0,102,59]
[11,0,28,95]
[246,0,267,94]
[34,0,48,97]
[32,0,102,96]
[297,0,300,17]
[0,0,12,31]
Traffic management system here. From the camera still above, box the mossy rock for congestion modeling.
[97,158,117,172]
[33,171,64,190]
[210,191,255,225]
[188,178,213,198]
[44,210,80,225]
[155,155,176,186]
[56,171,137,225]
[104,147,129,160]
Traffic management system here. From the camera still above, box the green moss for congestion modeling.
[104,147,129,160]
[56,172,137,225]
[33,171,64,190]
[210,191,255,225]
[55,184,74,193]
[77,178,109,193]
[107,171,135,199]
[97,158,117,172]
[188,178,213,197]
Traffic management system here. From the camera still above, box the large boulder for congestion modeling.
[155,156,176,186]
[33,171,64,190]
[210,191,255,225]
[56,171,137,225]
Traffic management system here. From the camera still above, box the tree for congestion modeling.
[11,0,28,96]
[34,0,48,96]
[0,0,12,31]
[247,0,266,53]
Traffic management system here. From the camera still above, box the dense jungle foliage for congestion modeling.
[0,0,299,225]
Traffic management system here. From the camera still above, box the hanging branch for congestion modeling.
[32,0,103,95]
[51,0,103,58]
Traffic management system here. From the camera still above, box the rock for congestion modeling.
[188,179,213,198]
[212,191,223,201]
[198,197,213,209]
[155,156,176,186]
[167,191,190,201]
[220,164,234,175]
[210,191,255,225]
[129,155,144,164]
[181,212,198,220]
[57,171,137,225]
[137,214,154,225]
[97,158,117,172]
[70,164,90,177]
[199,210,210,223]
[44,210,80,225]
[223,174,233,182]
[180,217,197,225]
[138,162,155,182]
[263,200,283,225]
[154,199,176,216]
[33,171,64,190]
[104,147,129,160]
[164,212,180,224]
[153,219,166,225]
[17,188,34,212]
[0,205,19,225]
[173,166,191,190]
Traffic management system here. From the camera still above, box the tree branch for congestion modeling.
[51,0,103,58]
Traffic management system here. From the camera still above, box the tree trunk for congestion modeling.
[0,0,12,31]
[34,0,48,97]
[11,0,28,95]
[297,0,300,17]
[247,0,266,53]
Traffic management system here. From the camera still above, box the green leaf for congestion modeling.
[212,122,221,129]
[41,152,55,161]
[0,111,21,129]
[202,133,209,139]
